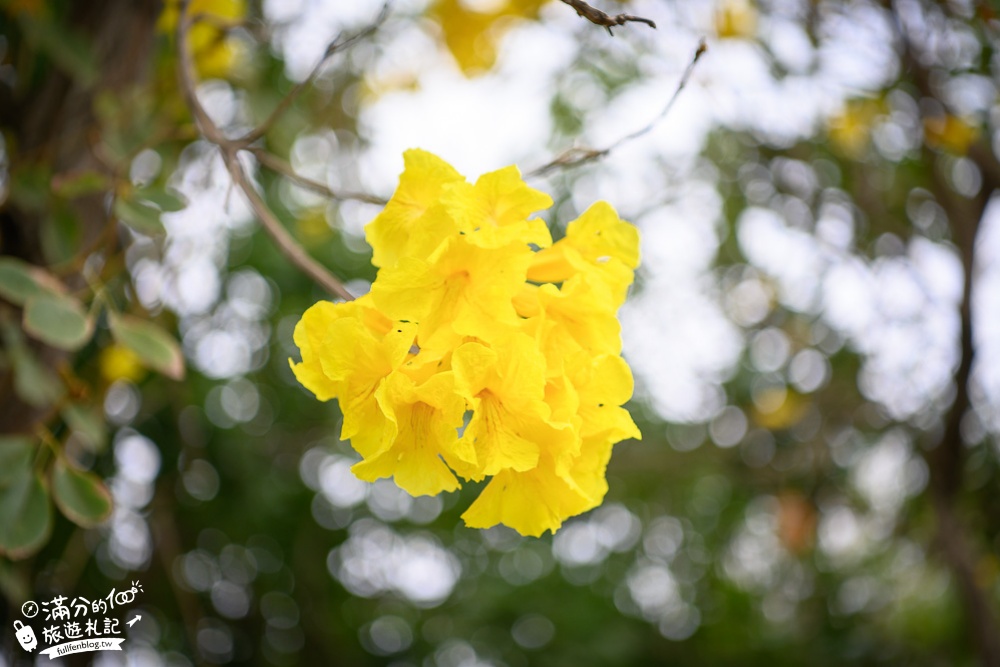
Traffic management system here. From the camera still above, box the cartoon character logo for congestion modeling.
[14,620,37,652]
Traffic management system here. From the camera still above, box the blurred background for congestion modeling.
[1,0,999,664]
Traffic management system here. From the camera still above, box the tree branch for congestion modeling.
[176,0,355,301]
[247,147,388,206]
[235,2,391,147]
[558,0,656,35]
[925,160,1000,667]
[226,150,356,300]
[885,3,1000,665]
[528,38,706,178]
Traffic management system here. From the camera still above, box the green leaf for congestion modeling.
[62,404,108,453]
[51,459,112,529]
[109,313,185,380]
[0,258,60,306]
[139,188,188,213]
[114,196,165,235]
[0,558,31,610]
[51,170,113,199]
[8,164,53,212]
[9,349,63,407]
[0,471,53,560]
[1,322,64,408]
[22,292,95,351]
[0,437,34,487]
[41,206,82,266]
[94,90,158,167]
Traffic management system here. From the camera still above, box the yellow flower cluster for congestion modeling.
[291,150,641,536]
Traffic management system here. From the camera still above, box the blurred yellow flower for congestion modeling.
[715,0,758,39]
[296,209,333,244]
[159,0,246,79]
[430,0,546,75]
[923,115,979,155]
[99,344,146,384]
[291,149,642,536]
[827,98,882,159]
[751,387,805,430]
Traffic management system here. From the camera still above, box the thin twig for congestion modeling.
[528,38,707,178]
[226,152,355,300]
[235,2,391,147]
[176,0,355,301]
[559,0,656,35]
[176,4,228,146]
[248,147,388,206]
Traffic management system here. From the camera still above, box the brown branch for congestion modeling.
[176,0,355,301]
[247,147,388,206]
[886,3,1000,665]
[559,0,656,35]
[528,38,706,178]
[924,158,1000,667]
[225,150,355,300]
[235,2,391,147]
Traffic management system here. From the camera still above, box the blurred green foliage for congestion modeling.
[1,0,999,666]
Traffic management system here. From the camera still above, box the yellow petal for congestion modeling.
[440,165,553,248]
[353,401,460,495]
[289,300,355,401]
[452,340,497,395]
[317,317,415,387]
[365,149,464,268]
[453,336,547,413]
[375,237,531,349]
[545,374,580,427]
[565,201,640,270]
[290,358,340,402]
[430,0,503,74]
[567,352,641,441]
[527,202,638,305]
[452,337,578,479]
[461,462,590,537]
[535,278,622,356]
[463,390,540,477]
[353,446,461,496]
[370,256,440,324]
[353,370,471,496]
[561,435,616,508]
[340,381,395,458]
[291,305,416,458]
[526,241,579,284]
[429,0,547,75]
